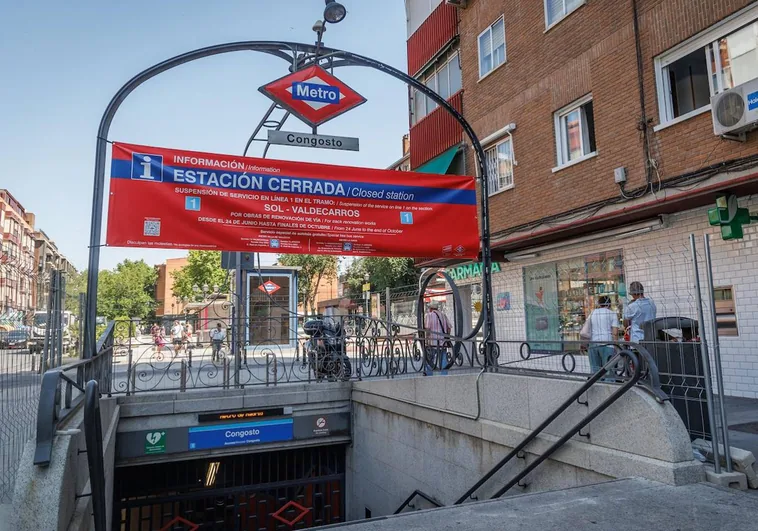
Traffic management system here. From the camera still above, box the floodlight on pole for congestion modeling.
[324,0,347,24]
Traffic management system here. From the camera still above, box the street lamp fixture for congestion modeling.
[323,0,347,24]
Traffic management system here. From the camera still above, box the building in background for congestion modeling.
[1,190,38,321]
[433,0,758,397]
[33,229,77,310]
[388,134,412,172]
[405,0,466,174]
[154,257,190,317]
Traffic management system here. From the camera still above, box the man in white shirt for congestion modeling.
[171,320,184,353]
[587,296,619,375]
[210,323,226,361]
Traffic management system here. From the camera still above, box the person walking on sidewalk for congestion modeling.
[423,302,451,376]
[210,323,226,362]
[171,320,184,353]
[623,282,657,343]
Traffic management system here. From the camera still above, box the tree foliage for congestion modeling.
[97,259,157,320]
[64,269,87,313]
[344,257,420,297]
[171,251,228,299]
[277,254,338,314]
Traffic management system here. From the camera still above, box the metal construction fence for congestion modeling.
[7,233,738,500]
[0,269,70,503]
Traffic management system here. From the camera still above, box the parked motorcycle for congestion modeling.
[303,316,352,381]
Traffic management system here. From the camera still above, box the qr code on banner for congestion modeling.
[143,220,161,237]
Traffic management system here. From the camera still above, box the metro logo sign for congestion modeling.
[259,281,281,295]
[292,82,340,104]
[259,65,366,127]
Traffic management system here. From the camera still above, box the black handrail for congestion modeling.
[393,490,443,515]
[84,380,107,531]
[34,321,115,466]
[455,348,650,504]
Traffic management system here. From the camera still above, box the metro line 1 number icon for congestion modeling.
[259,65,367,127]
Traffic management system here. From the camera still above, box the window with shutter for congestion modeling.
[478,16,506,78]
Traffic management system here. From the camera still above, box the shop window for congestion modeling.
[713,286,738,336]
[655,5,758,126]
[524,250,624,350]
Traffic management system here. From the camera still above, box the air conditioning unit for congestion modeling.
[712,77,758,137]
[445,0,468,7]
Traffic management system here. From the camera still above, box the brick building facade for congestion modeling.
[0,190,36,319]
[406,1,758,397]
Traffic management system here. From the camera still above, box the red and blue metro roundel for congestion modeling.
[259,65,367,127]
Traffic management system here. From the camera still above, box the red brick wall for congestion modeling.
[457,0,758,236]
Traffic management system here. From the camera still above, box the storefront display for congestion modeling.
[524,250,625,349]
[524,265,561,351]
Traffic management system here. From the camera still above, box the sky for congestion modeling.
[0,1,409,271]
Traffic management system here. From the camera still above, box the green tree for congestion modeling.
[277,254,338,314]
[171,251,228,299]
[97,259,158,320]
[64,269,87,313]
[344,257,420,297]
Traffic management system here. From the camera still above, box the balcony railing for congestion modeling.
[409,90,463,170]
[407,2,458,77]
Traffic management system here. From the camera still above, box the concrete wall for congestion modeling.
[348,373,703,520]
[11,397,119,531]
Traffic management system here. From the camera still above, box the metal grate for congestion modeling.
[114,445,346,530]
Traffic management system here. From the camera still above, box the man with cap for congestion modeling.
[423,302,451,376]
[623,282,657,342]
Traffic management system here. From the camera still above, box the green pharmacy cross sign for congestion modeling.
[708,194,758,240]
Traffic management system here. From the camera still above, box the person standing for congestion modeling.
[623,282,657,342]
[171,320,184,353]
[585,296,619,375]
[210,323,226,362]
[423,302,451,376]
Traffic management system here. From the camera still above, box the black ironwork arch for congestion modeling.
[83,41,496,365]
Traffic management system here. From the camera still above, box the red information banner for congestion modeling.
[106,142,479,259]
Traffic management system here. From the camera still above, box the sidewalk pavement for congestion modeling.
[725,395,758,461]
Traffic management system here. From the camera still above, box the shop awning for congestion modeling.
[415,145,459,174]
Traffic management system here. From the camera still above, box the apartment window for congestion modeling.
[485,138,514,194]
[412,53,462,125]
[545,0,584,28]
[554,95,596,167]
[478,16,506,78]
[656,6,758,125]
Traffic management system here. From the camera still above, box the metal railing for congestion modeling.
[33,322,114,466]
[83,380,107,531]
[393,490,443,515]
[92,316,682,397]
[455,348,645,503]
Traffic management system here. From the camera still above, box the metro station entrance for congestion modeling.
[113,445,346,530]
